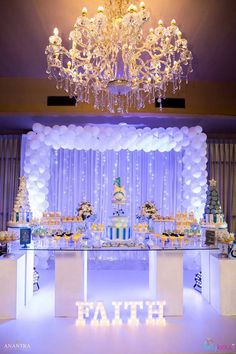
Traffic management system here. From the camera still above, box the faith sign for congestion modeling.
[75,300,166,326]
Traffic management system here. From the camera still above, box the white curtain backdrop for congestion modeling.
[0,135,21,230]
[46,148,183,224]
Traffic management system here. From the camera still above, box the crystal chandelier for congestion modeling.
[46,0,193,113]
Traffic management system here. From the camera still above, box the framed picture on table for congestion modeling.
[20,228,31,248]
[205,229,216,246]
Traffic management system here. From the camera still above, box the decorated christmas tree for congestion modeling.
[8,176,32,226]
[204,179,224,224]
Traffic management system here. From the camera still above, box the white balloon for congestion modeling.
[59,125,68,135]
[166,127,174,136]
[188,127,198,138]
[175,131,184,142]
[52,125,60,131]
[195,126,203,134]
[90,126,100,137]
[24,165,30,174]
[191,184,202,194]
[169,141,177,150]
[43,126,51,135]
[52,143,61,150]
[75,126,84,135]
[32,123,44,133]
[199,133,207,142]
[192,169,202,178]
[37,181,45,189]
[182,137,190,147]
[191,197,201,207]
[27,131,37,140]
[30,139,40,150]
[157,127,165,134]
[184,176,192,185]
[181,126,189,135]
[68,124,76,131]
[174,143,182,152]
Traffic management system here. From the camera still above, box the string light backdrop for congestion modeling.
[47,148,183,224]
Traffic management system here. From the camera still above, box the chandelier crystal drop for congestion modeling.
[45,1,193,113]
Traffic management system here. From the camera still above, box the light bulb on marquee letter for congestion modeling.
[145,301,166,326]
[91,302,110,326]
[124,301,143,325]
[111,301,123,325]
[76,301,94,326]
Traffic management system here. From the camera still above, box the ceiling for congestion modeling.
[0,0,236,133]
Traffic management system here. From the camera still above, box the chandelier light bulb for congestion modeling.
[178,31,182,38]
[139,2,145,9]
[128,4,137,12]
[45,1,193,113]
[81,7,88,15]
[97,6,105,13]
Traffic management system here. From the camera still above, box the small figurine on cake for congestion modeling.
[112,177,126,204]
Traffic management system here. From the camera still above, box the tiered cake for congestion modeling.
[8,176,32,227]
[202,179,227,228]
[107,177,131,241]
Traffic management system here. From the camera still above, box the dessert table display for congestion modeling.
[2,123,235,324]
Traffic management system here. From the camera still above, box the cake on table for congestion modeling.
[201,179,227,229]
[7,176,32,227]
[107,177,131,241]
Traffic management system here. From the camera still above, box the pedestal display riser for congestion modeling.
[0,254,25,319]
[210,255,236,315]
[149,251,183,316]
[55,251,86,317]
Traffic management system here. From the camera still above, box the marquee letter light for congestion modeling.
[76,301,94,326]
[124,301,143,325]
[111,301,123,325]
[145,301,166,326]
[91,301,110,326]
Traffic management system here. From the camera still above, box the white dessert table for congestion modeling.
[0,253,25,319]
[54,250,183,317]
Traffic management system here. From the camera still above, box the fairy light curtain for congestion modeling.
[47,148,183,224]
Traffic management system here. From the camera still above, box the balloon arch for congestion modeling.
[23,123,207,219]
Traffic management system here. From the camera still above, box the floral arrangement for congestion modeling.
[76,201,95,221]
[137,201,158,220]
[216,229,235,244]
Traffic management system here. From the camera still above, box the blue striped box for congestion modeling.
[107,227,131,241]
